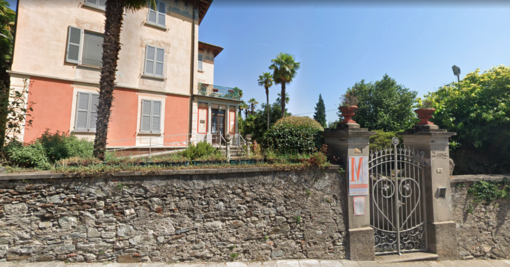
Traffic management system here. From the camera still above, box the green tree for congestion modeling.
[248,101,291,142]
[342,74,418,131]
[269,53,300,118]
[258,72,273,130]
[425,66,510,174]
[276,92,289,105]
[313,94,326,128]
[93,0,157,160]
[238,101,249,119]
[248,98,258,115]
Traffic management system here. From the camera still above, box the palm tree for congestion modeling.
[238,101,249,119]
[258,72,273,130]
[93,0,156,160]
[269,53,300,118]
[276,93,289,105]
[248,98,258,115]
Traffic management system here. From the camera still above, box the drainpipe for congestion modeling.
[188,0,199,139]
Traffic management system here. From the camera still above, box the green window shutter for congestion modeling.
[147,2,157,24]
[66,26,83,64]
[141,100,152,132]
[198,54,203,71]
[82,31,104,67]
[89,94,99,131]
[144,45,155,75]
[155,48,164,76]
[157,1,166,26]
[75,92,89,130]
[152,101,162,132]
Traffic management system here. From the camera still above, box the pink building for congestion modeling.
[8,0,242,151]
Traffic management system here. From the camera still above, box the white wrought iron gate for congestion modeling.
[369,137,427,255]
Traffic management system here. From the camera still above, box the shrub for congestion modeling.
[39,130,93,163]
[181,141,219,161]
[369,130,403,151]
[3,141,51,169]
[263,116,324,154]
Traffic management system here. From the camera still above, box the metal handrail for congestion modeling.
[219,132,227,156]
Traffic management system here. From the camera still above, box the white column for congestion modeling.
[235,105,239,145]
[207,103,212,143]
[226,105,230,136]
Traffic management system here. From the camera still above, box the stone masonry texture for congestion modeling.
[452,179,510,260]
[0,169,347,263]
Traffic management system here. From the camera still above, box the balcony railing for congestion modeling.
[197,83,241,100]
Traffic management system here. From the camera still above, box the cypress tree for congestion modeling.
[313,94,327,128]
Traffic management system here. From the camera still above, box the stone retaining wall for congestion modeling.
[0,167,347,263]
[451,174,510,260]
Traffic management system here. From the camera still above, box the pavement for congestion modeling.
[0,260,510,267]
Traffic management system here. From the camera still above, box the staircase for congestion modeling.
[375,252,439,263]
[217,145,245,159]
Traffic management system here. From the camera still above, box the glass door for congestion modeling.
[211,109,225,145]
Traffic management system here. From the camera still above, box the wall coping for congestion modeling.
[450,174,510,183]
[0,165,340,181]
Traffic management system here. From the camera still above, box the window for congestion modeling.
[147,0,166,27]
[140,100,162,133]
[198,54,203,71]
[66,26,104,67]
[144,45,165,77]
[75,92,99,132]
[84,0,106,10]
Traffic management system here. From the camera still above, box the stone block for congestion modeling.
[4,203,28,215]
[348,227,374,261]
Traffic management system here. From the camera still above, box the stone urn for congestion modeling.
[415,108,436,125]
[339,106,358,123]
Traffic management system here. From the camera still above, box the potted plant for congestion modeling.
[415,99,436,125]
[339,91,359,123]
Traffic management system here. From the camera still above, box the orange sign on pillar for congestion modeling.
[349,156,369,196]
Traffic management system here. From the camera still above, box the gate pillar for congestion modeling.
[399,124,457,260]
[323,123,375,261]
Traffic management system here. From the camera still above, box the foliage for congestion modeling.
[276,93,289,105]
[294,215,302,224]
[258,72,273,130]
[0,79,33,147]
[269,53,300,118]
[313,94,327,128]
[342,74,418,131]
[425,66,510,174]
[468,179,510,203]
[0,0,15,71]
[3,141,51,169]
[263,116,324,154]
[368,130,403,151]
[38,130,94,162]
[181,141,219,161]
[243,102,289,142]
[340,91,359,106]
[238,101,249,119]
[327,120,340,129]
[248,98,259,115]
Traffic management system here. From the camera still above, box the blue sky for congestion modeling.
[7,1,510,123]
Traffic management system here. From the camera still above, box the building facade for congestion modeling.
[8,0,241,150]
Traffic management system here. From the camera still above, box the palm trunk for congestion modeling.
[266,88,269,130]
[281,83,286,118]
[93,0,125,160]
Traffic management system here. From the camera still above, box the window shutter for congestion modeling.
[89,94,99,130]
[147,2,157,24]
[141,100,152,132]
[144,45,155,75]
[66,26,83,64]
[82,31,104,67]
[98,0,106,8]
[152,101,161,132]
[155,48,164,76]
[75,92,89,130]
[198,54,203,71]
[157,1,166,26]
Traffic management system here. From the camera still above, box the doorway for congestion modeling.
[211,109,225,145]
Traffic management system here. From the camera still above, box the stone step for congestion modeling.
[375,252,439,263]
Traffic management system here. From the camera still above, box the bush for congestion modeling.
[425,66,510,174]
[369,130,403,151]
[39,130,93,162]
[263,116,324,154]
[181,141,220,161]
[3,140,51,169]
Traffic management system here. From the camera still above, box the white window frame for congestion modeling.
[140,99,162,134]
[66,26,104,67]
[83,0,106,10]
[143,45,165,77]
[147,0,166,27]
[198,54,203,71]
[74,92,100,132]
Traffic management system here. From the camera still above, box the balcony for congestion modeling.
[197,83,241,101]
